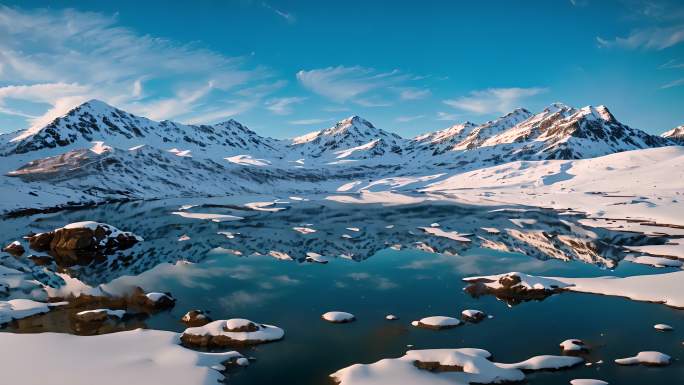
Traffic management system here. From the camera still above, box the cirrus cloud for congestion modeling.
[443,87,547,115]
[0,6,278,134]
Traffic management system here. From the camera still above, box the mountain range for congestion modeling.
[0,99,680,214]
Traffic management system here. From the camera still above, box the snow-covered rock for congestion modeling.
[461,309,486,323]
[464,271,684,309]
[181,310,212,327]
[614,351,670,366]
[322,311,356,323]
[560,339,588,353]
[74,308,126,322]
[385,314,399,321]
[411,316,461,330]
[180,318,284,347]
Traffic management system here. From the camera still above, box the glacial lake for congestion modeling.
[1,196,682,384]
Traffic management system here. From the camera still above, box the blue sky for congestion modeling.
[0,0,683,138]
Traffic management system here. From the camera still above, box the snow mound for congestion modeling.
[654,323,673,331]
[331,348,583,385]
[614,351,670,366]
[322,311,356,323]
[0,329,245,385]
[461,309,486,323]
[560,339,587,353]
[412,316,461,329]
[181,318,284,347]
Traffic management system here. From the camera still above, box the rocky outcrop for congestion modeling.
[27,222,141,266]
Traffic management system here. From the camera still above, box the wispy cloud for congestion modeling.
[0,6,277,133]
[289,118,332,125]
[398,87,431,100]
[262,2,296,24]
[660,78,684,89]
[265,96,306,115]
[436,111,462,121]
[660,59,684,69]
[296,65,410,106]
[395,114,424,123]
[597,25,684,50]
[443,87,546,115]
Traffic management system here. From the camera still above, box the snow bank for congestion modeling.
[0,299,55,324]
[0,329,245,385]
[331,348,583,385]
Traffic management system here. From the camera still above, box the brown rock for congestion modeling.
[3,241,25,256]
[181,310,212,327]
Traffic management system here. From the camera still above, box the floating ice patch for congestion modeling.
[481,227,500,234]
[570,380,608,385]
[171,212,243,222]
[654,323,673,331]
[245,201,286,212]
[293,226,316,234]
[177,234,191,241]
[322,311,356,323]
[346,227,361,232]
[385,314,399,320]
[615,351,670,366]
[412,316,461,330]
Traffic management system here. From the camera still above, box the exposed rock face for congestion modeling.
[2,241,25,256]
[26,222,141,266]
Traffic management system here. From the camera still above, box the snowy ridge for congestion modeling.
[0,99,681,214]
[662,124,684,144]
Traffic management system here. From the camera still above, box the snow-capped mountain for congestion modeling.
[2,99,282,161]
[662,125,684,144]
[0,99,679,215]
[406,121,479,155]
[288,116,404,160]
